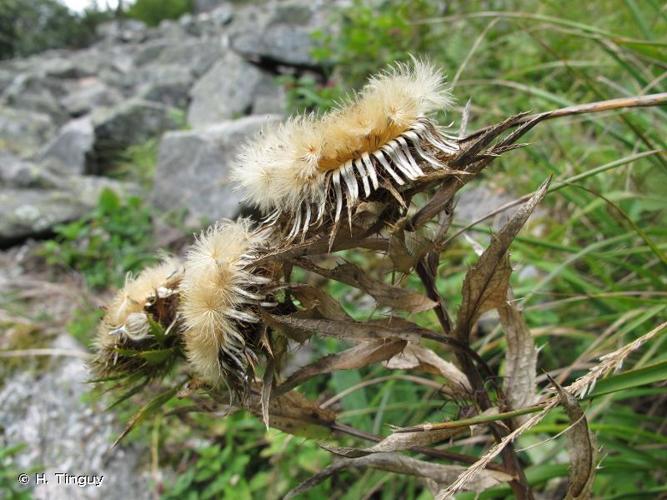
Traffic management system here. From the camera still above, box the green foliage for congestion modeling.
[126,0,193,27]
[66,307,104,349]
[278,74,347,114]
[41,188,155,289]
[110,139,160,187]
[0,444,35,499]
[311,0,443,87]
[163,414,329,500]
[0,0,114,60]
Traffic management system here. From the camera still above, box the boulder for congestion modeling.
[187,53,284,127]
[90,99,182,172]
[61,78,122,116]
[96,19,148,44]
[0,189,88,245]
[0,177,138,246]
[230,2,321,67]
[136,39,223,78]
[0,152,57,189]
[37,116,94,175]
[0,107,55,158]
[136,65,194,109]
[0,335,151,499]
[152,114,281,223]
[1,73,68,122]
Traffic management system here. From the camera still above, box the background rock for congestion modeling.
[230,1,326,67]
[61,79,122,117]
[0,335,151,500]
[37,116,94,175]
[187,52,283,127]
[0,107,55,158]
[90,99,183,171]
[0,177,137,246]
[0,0,335,241]
[152,115,280,223]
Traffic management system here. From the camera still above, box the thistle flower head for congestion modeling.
[180,219,276,388]
[233,57,458,241]
[93,257,184,376]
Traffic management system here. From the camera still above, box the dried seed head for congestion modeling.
[179,219,275,388]
[233,57,459,240]
[109,312,150,341]
[93,257,184,376]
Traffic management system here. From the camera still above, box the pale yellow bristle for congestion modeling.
[180,219,269,383]
[232,57,452,217]
[97,257,183,349]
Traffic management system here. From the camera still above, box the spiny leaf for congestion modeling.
[112,383,183,448]
[321,427,462,458]
[455,177,551,341]
[550,377,597,500]
[296,259,437,313]
[500,299,539,414]
[261,357,274,430]
[277,340,406,395]
[244,390,336,440]
[290,284,350,321]
[105,377,149,411]
[384,343,471,393]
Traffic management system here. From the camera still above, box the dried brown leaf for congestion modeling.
[297,259,437,313]
[245,390,336,440]
[455,178,550,341]
[385,343,471,393]
[286,452,511,498]
[499,299,538,414]
[551,379,596,500]
[290,284,350,321]
[277,340,406,395]
[323,427,462,459]
[261,357,274,429]
[266,314,429,344]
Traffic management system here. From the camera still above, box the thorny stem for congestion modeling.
[407,93,667,231]
[454,345,535,499]
[464,92,667,142]
[415,259,534,496]
[416,255,453,335]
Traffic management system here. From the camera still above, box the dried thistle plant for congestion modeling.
[90,59,667,499]
[233,58,460,246]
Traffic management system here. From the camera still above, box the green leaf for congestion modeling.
[98,187,121,215]
[587,360,667,398]
[112,383,183,447]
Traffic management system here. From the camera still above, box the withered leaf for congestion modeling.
[266,314,429,344]
[297,259,437,313]
[455,178,550,341]
[551,379,597,500]
[277,340,406,395]
[261,357,274,429]
[245,390,336,440]
[322,427,462,458]
[385,343,471,393]
[285,452,511,498]
[290,284,350,321]
[500,299,538,414]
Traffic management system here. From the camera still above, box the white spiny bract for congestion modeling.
[97,257,183,349]
[233,58,458,240]
[180,219,273,385]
